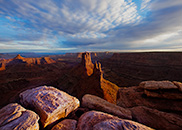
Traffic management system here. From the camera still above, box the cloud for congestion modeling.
[0,0,181,52]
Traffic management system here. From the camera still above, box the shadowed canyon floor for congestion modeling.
[0,52,182,129]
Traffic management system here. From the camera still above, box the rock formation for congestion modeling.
[0,103,39,130]
[57,52,119,104]
[19,86,80,127]
[173,81,182,92]
[82,94,132,119]
[117,85,182,112]
[130,106,182,130]
[51,119,77,130]
[0,54,56,71]
[140,80,178,90]
[140,80,182,99]
[76,111,154,130]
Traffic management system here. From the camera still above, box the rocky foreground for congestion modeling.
[0,85,154,130]
[0,80,182,130]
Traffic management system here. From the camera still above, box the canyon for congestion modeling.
[0,52,182,130]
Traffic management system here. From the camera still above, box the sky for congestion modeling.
[0,0,182,53]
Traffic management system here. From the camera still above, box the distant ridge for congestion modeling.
[0,54,56,71]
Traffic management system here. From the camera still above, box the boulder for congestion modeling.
[130,106,182,130]
[82,94,132,119]
[140,81,178,90]
[173,81,182,92]
[76,111,154,130]
[51,119,77,130]
[0,103,39,130]
[144,89,182,99]
[19,86,80,127]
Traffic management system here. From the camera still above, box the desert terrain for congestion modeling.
[0,52,182,130]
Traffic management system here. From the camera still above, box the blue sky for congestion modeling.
[0,0,182,53]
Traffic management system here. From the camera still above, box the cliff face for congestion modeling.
[57,52,119,104]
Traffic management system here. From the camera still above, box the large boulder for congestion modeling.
[130,106,182,130]
[19,86,80,127]
[139,80,178,90]
[76,111,154,130]
[51,119,77,130]
[0,103,39,130]
[82,94,132,119]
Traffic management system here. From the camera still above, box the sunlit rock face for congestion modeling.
[76,111,154,130]
[19,86,80,128]
[0,103,39,130]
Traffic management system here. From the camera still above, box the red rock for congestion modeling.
[76,111,154,130]
[57,52,119,104]
[81,52,94,76]
[139,80,178,90]
[82,94,132,119]
[0,54,56,70]
[173,81,182,92]
[130,106,182,130]
[0,103,39,130]
[51,119,77,130]
[144,89,182,99]
[117,86,182,112]
[19,86,80,127]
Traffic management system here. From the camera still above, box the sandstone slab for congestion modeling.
[140,80,178,90]
[130,106,182,130]
[19,86,80,127]
[76,111,154,130]
[82,94,132,119]
[0,103,39,130]
[51,119,77,130]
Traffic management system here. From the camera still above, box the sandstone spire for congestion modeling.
[81,52,94,76]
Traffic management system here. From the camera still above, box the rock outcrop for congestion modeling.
[173,81,182,92]
[51,119,77,130]
[130,106,182,130]
[144,89,182,99]
[139,80,178,90]
[140,80,182,99]
[0,103,39,130]
[19,86,80,127]
[76,111,154,130]
[82,94,132,119]
[0,54,56,71]
[57,52,119,104]
[117,86,182,112]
